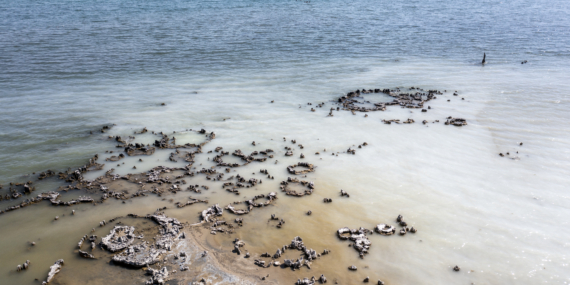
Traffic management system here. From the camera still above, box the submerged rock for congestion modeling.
[78,250,95,259]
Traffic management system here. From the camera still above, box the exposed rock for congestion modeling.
[101,226,135,252]
[145,267,169,285]
[287,162,315,175]
[112,242,162,268]
[337,227,371,258]
[374,224,395,236]
[78,250,95,259]
[296,277,315,285]
[201,204,223,222]
[336,88,441,114]
[445,117,467,126]
[42,259,64,284]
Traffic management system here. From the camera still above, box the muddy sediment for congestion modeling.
[0,87,451,284]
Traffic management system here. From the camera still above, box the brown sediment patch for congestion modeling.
[0,126,423,285]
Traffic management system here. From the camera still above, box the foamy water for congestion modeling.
[1,0,570,284]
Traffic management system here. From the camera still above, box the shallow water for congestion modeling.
[1,0,570,284]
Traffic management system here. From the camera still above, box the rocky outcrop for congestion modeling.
[201,204,223,222]
[112,242,163,268]
[145,267,169,285]
[337,227,371,258]
[101,226,135,252]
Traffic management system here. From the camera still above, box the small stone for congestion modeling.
[453,265,460,271]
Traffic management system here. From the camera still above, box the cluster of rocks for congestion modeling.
[101,226,136,252]
[0,155,103,215]
[109,214,183,272]
[78,234,99,254]
[15,260,30,272]
[394,214,417,235]
[175,197,208,208]
[337,215,417,259]
[280,177,315,197]
[287,162,315,175]
[213,149,273,168]
[201,204,224,223]
[337,227,372,258]
[382,119,415,124]
[125,143,156,156]
[0,191,94,215]
[145,267,169,285]
[254,236,330,271]
[225,192,278,216]
[105,153,125,161]
[295,275,328,284]
[444,117,467,126]
[335,87,441,114]
[260,169,275,180]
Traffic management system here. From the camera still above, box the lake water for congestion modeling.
[1,0,569,284]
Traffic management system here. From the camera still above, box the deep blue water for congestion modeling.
[1,0,569,84]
